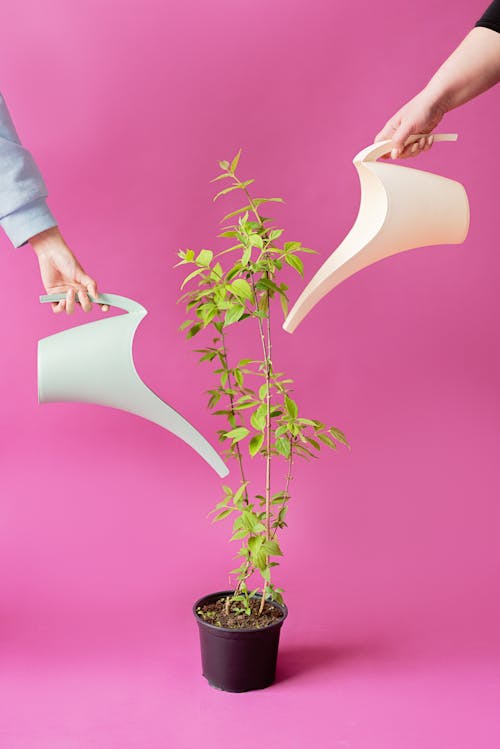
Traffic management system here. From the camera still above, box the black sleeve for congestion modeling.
[475,0,500,33]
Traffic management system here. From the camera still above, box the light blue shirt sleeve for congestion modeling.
[0,92,57,248]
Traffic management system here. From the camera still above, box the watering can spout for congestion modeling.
[38,292,229,478]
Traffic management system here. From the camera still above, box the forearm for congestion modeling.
[423,27,500,114]
[0,92,57,247]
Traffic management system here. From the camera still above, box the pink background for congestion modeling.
[0,0,499,746]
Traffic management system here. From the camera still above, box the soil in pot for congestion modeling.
[196,595,283,629]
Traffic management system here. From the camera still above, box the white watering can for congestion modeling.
[38,292,229,478]
[283,134,470,333]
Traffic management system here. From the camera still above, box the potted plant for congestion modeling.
[176,151,348,692]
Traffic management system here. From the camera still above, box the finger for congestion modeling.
[52,299,66,314]
[400,145,422,159]
[375,124,396,159]
[423,134,434,152]
[66,288,76,315]
[81,274,108,312]
[77,288,92,312]
[398,137,425,159]
[83,276,98,302]
[389,122,416,160]
[408,141,421,157]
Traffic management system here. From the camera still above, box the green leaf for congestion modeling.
[187,323,202,339]
[226,264,242,282]
[241,510,264,534]
[240,245,251,266]
[252,197,285,205]
[230,278,253,301]
[230,149,242,174]
[233,482,248,503]
[175,248,195,265]
[275,425,289,438]
[210,172,233,183]
[212,508,234,522]
[268,229,283,241]
[249,433,264,456]
[213,184,241,202]
[299,248,317,254]
[305,436,321,450]
[179,319,193,331]
[275,591,284,605]
[224,304,245,326]
[261,540,283,556]
[275,437,291,458]
[329,427,349,446]
[233,367,243,387]
[196,249,213,267]
[258,293,268,314]
[230,529,249,541]
[221,205,254,222]
[255,277,287,298]
[279,292,288,318]
[248,536,263,554]
[285,395,298,419]
[248,233,264,249]
[318,433,337,449]
[250,404,267,431]
[180,267,205,289]
[254,550,267,570]
[218,160,230,170]
[234,400,257,411]
[200,304,217,326]
[285,254,304,276]
[224,427,250,442]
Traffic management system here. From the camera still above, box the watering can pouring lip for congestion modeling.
[38,291,229,478]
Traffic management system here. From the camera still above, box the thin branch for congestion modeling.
[272,439,293,541]
[219,325,248,503]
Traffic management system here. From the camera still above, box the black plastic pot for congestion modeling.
[193,590,288,692]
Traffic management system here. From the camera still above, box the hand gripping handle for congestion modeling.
[40,293,146,315]
[354,133,458,164]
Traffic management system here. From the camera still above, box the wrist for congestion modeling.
[30,226,62,256]
[421,76,454,117]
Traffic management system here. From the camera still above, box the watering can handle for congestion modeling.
[354,133,458,164]
[39,292,147,315]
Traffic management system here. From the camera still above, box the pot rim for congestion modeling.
[193,589,288,633]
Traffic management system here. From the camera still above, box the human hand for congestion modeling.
[374,89,448,159]
[30,227,109,314]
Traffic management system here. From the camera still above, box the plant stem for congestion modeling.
[260,581,268,614]
[259,297,272,617]
[272,439,293,541]
[238,174,275,615]
[219,325,248,503]
[265,290,272,542]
